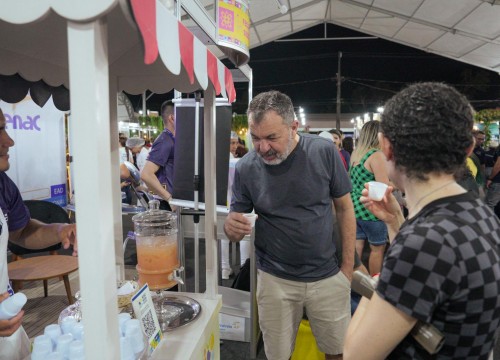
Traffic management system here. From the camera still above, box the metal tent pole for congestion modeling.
[193,92,202,293]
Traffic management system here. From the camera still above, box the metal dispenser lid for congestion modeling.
[131,200,177,230]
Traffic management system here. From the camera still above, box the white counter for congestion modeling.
[151,292,222,360]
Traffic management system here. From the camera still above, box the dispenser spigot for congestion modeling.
[170,266,185,285]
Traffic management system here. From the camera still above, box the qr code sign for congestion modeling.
[141,309,156,338]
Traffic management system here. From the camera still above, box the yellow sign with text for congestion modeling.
[218,0,250,56]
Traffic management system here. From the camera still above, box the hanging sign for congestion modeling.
[217,0,250,64]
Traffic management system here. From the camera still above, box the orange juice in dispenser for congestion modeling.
[132,200,182,290]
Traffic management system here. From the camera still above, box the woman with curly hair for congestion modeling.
[344,82,500,359]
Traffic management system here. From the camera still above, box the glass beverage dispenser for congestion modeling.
[132,200,183,290]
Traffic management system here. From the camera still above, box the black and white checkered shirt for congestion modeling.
[377,192,500,359]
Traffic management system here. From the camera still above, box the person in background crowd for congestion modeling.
[457,136,480,197]
[320,131,348,170]
[485,140,499,179]
[144,138,152,149]
[342,136,354,155]
[126,136,149,172]
[344,82,500,360]
[141,100,175,210]
[472,129,486,186]
[224,90,355,360]
[119,133,133,165]
[229,131,239,159]
[221,131,250,280]
[119,133,133,204]
[235,137,248,158]
[330,129,350,171]
[0,108,78,357]
[485,139,500,213]
[349,120,390,276]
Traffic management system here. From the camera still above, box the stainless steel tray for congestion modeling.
[153,294,202,331]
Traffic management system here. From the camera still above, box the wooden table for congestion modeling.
[8,255,79,304]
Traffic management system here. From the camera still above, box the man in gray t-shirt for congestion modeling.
[224,91,356,360]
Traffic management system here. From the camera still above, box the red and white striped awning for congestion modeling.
[0,0,236,108]
[130,0,236,103]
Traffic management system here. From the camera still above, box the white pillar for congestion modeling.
[67,19,120,360]
[203,87,218,299]
[110,79,125,280]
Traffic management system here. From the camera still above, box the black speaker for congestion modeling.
[172,99,232,206]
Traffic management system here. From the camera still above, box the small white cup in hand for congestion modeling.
[368,181,388,201]
[243,213,257,227]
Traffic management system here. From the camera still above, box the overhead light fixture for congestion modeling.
[275,0,288,14]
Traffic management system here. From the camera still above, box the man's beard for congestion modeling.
[259,130,294,166]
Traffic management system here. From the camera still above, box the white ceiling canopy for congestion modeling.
[188,0,500,74]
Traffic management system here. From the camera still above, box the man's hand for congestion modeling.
[0,292,23,337]
[223,212,255,242]
[340,265,354,282]
[58,224,77,256]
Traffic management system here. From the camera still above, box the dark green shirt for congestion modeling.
[350,149,379,221]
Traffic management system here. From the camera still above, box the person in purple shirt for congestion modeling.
[0,108,77,345]
[140,100,175,210]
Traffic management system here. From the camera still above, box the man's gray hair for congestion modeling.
[247,90,295,126]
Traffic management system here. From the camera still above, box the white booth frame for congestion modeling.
[0,0,238,358]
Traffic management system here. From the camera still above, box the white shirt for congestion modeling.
[135,147,150,172]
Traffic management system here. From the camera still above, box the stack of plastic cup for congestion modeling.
[35,317,144,360]
[31,334,53,360]
[56,334,73,359]
[68,340,85,360]
[44,324,62,348]
[125,319,145,356]
[60,316,77,335]
[34,323,87,359]
[120,336,136,360]
[118,312,132,336]
[71,322,85,341]
[46,351,64,360]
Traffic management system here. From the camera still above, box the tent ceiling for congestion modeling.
[187,0,500,74]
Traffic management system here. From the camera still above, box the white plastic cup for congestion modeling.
[71,322,85,341]
[68,340,85,360]
[120,336,135,360]
[44,324,62,347]
[32,335,53,359]
[46,351,64,360]
[124,319,141,333]
[56,333,73,358]
[60,316,77,335]
[0,292,27,320]
[118,312,132,336]
[243,213,257,227]
[125,324,145,354]
[368,181,388,201]
[31,347,51,360]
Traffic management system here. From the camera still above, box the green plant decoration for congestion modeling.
[474,109,500,147]
[137,115,163,138]
[232,114,248,136]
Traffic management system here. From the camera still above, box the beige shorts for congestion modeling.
[256,269,351,360]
